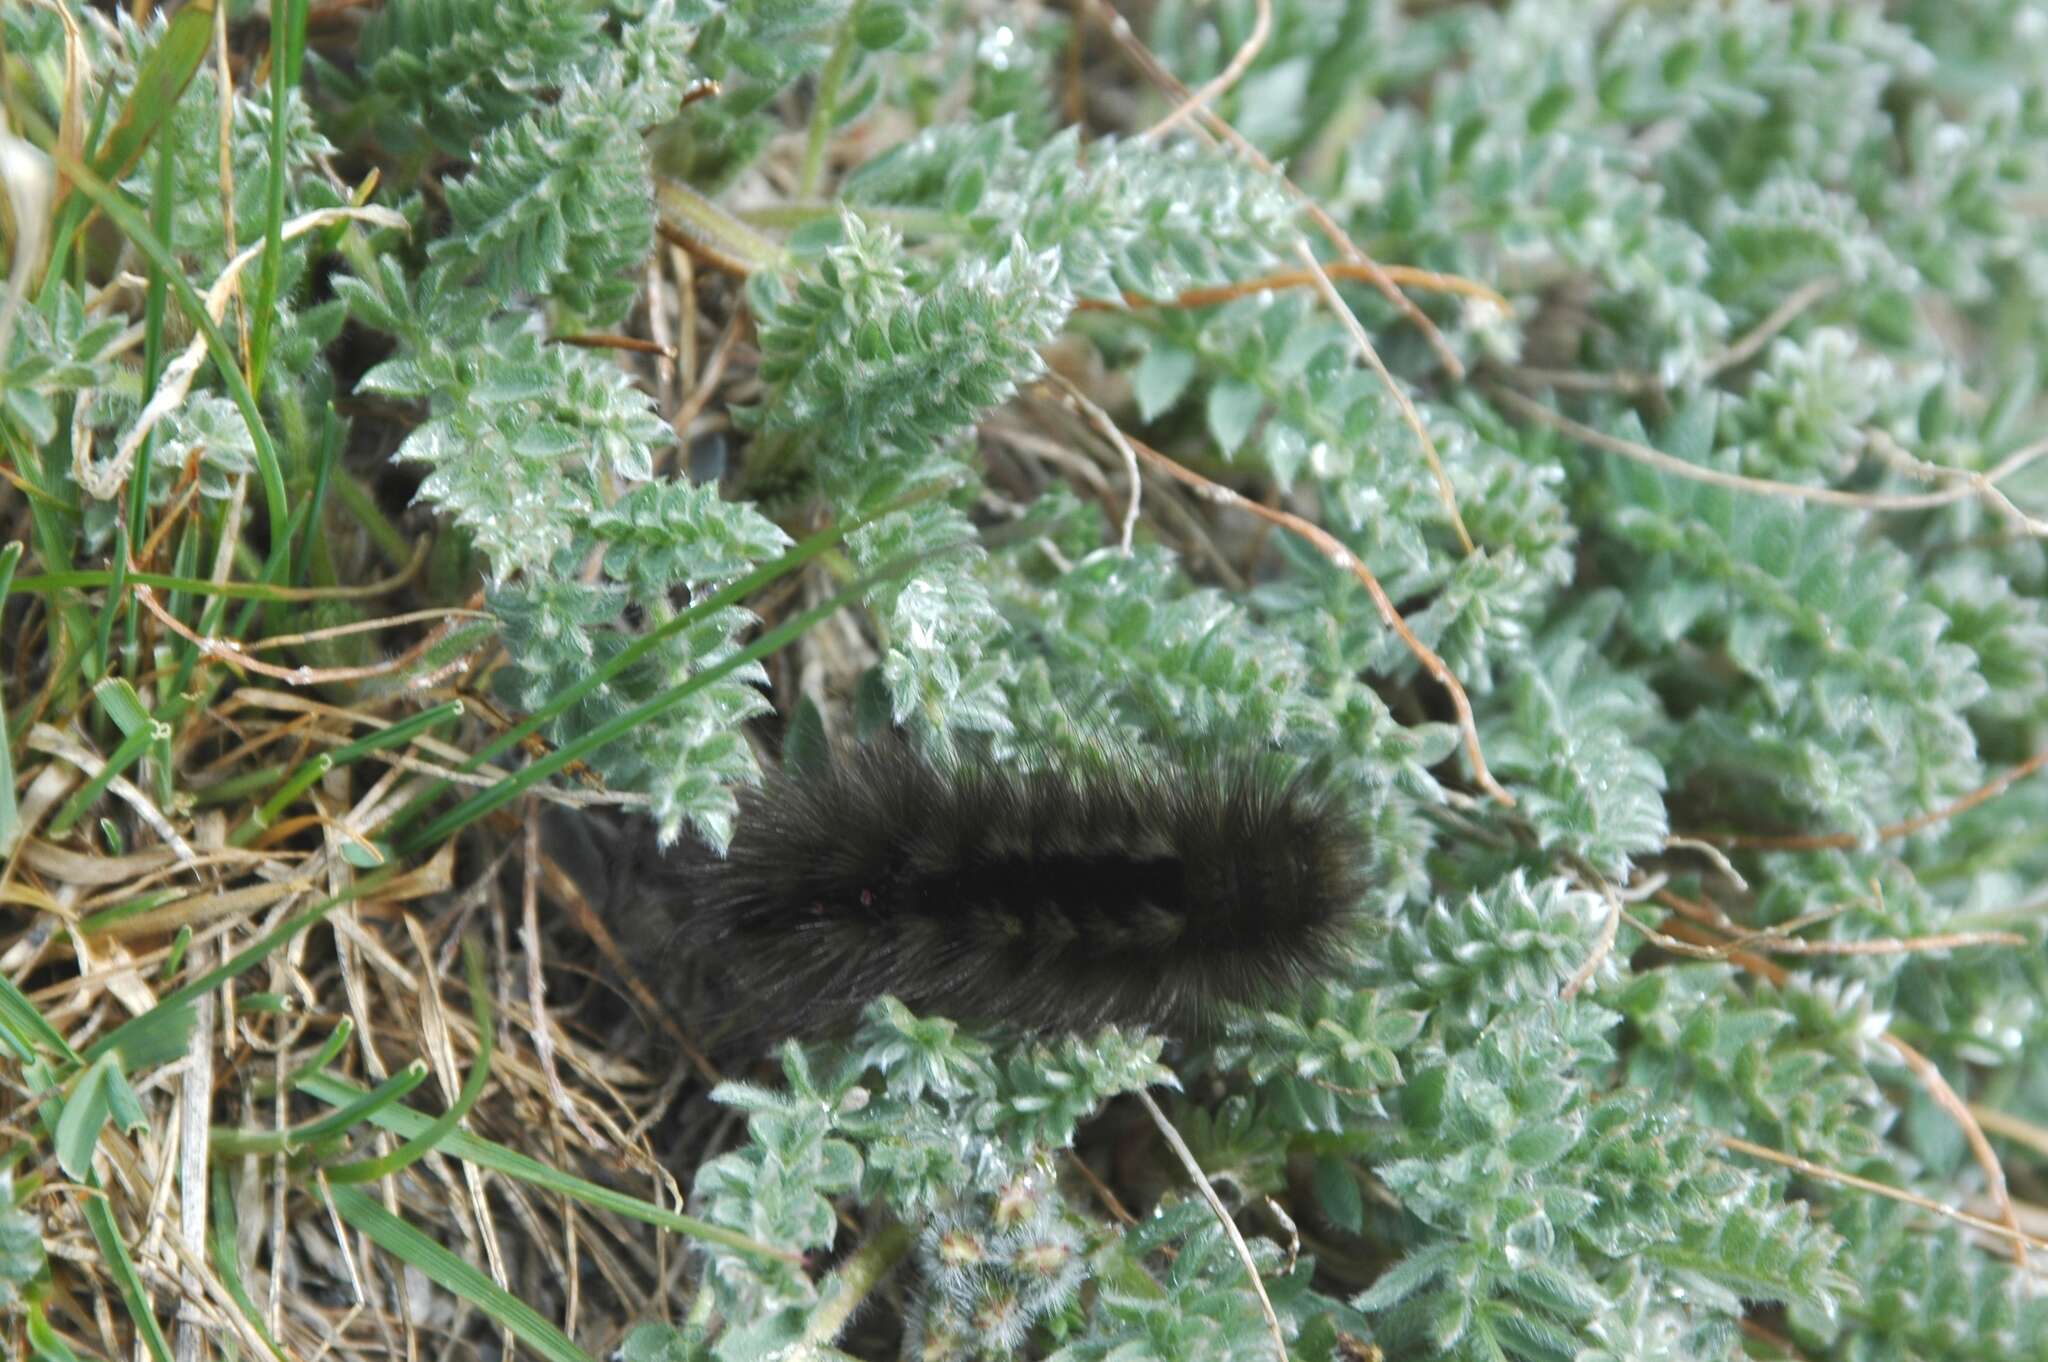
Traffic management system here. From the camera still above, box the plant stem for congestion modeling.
[656,176,783,274]
[800,12,861,197]
[249,0,310,395]
[798,1221,912,1356]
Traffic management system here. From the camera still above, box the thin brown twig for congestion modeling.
[1512,277,1843,396]
[1646,910,1781,969]
[985,422,1115,500]
[1082,0,1465,379]
[1502,364,1660,396]
[1649,912,2028,1265]
[1065,1149,1138,1227]
[1693,748,2048,850]
[129,581,483,687]
[1702,277,1840,380]
[533,849,723,1086]
[1886,1032,2028,1267]
[1487,381,2048,530]
[671,246,698,412]
[135,478,203,569]
[1653,890,2023,959]
[1082,261,1511,313]
[1144,0,1270,139]
[1718,1134,2048,1255]
[1726,928,2024,957]
[238,607,492,654]
[1869,428,2048,535]
[1650,901,2021,962]
[1294,239,1475,554]
[1121,430,1512,805]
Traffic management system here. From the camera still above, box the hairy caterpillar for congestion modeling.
[593,738,1374,1050]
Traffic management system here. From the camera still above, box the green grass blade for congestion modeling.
[377,478,955,845]
[93,677,171,812]
[212,1059,428,1158]
[329,700,465,765]
[54,1052,147,1181]
[208,1166,289,1362]
[328,1186,594,1362]
[0,972,81,1068]
[158,926,191,980]
[80,1185,173,1362]
[27,1298,89,1362]
[89,0,215,187]
[91,677,153,735]
[321,937,492,1185]
[228,754,331,848]
[230,700,463,848]
[86,865,397,1065]
[127,133,179,543]
[294,1071,802,1264]
[257,1018,354,1097]
[89,522,129,682]
[396,537,965,854]
[249,0,310,394]
[1,540,21,854]
[45,720,170,838]
[11,566,315,601]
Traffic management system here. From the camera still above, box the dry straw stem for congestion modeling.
[1136,1088,1288,1362]
[25,722,196,863]
[1486,381,2048,533]
[1066,1148,1139,1227]
[534,845,724,1085]
[1,682,749,1355]
[93,204,407,499]
[1708,927,2022,958]
[1048,371,1142,553]
[1118,428,1514,806]
[673,301,749,437]
[549,331,676,358]
[1650,887,2026,960]
[1560,875,1623,1001]
[1075,8,1486,550]
[521,806,613,1153]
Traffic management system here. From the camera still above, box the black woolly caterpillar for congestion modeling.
[599,738,1374,1050]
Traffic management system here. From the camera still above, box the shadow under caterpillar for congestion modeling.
[581,738,1375,1053]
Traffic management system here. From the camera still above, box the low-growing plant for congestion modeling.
[2,2,2047,1360]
